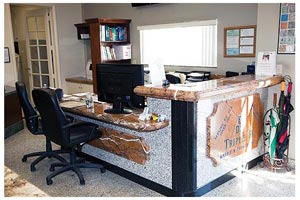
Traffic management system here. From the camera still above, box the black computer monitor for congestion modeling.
[96,63,145,114]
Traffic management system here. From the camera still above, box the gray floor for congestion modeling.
[5,128,296,197]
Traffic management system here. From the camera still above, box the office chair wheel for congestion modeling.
[46,178,53,185]
[100,168,106,173]
[30,166,36,172]
[22,157,27,162]
[80,180,85,185]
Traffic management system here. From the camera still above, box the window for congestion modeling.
[138,20,218,67]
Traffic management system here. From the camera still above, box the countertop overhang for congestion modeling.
[134,75,283,102]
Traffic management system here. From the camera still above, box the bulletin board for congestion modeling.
[224,25,256,57]
[277,3,295,54]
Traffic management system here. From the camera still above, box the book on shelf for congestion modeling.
[101,46,108,60]
[113,44,131,60]
[100,25,128,42]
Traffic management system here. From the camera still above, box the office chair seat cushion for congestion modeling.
[68,126,102,147]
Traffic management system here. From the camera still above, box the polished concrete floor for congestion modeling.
[4,128,296,197]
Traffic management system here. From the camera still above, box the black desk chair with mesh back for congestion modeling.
[32,88,105,185]
[15,82,67,171]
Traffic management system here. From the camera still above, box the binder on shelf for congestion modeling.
[113,44,131,60]
[105,46,112,60]
[100,25,106,42]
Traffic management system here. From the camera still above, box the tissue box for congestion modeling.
[113,44,131,60]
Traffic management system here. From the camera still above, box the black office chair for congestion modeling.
[226,71,239,77]
[15,82,67,172]
[32,88,105,185]
[166,73,181,84]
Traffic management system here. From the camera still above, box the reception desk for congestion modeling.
[61,75,282,196]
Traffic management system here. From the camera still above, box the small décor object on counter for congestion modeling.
[139,107,151,121]
[85,92,94,109]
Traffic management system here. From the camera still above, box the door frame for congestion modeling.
[25,6,61,90]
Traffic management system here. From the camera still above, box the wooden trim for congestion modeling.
[86,18,131,24]
[88,22,101,93]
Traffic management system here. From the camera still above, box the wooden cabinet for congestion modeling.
[85,18,132,93]
[5,87,24,138]
[74,23,90,40]
[65,82,93,94]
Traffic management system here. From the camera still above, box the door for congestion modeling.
[25,8,57,90]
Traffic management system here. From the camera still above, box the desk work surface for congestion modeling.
[60,101,169,132]
[134,75,282,102]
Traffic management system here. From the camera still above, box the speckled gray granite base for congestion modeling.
[67,97,172,189]
[196,85,275,188]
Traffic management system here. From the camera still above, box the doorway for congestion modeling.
[10,4,58,94]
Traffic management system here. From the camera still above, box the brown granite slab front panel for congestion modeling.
[207,93,263,166]
[134,75,282,102]
[89,127,150,165]
[61,102,169,132]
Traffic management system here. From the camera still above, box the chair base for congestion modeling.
[46,151,105,185]
[22,150,69,172]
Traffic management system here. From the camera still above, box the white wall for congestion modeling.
[4,4,17,87]
[53,3,86,90]
[5,3,86,91]
[256,4,295,159]
[82,3,258,74]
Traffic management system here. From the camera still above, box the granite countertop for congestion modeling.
[4,166,49,197]
[60,101,169,132]
[134,75,283,102]
[65,76,93,85]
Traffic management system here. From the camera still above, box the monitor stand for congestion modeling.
[104,96,132,114]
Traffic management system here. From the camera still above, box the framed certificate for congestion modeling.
[4,47,10,63]
[224,25,256,57]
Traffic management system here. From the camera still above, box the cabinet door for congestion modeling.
[80,83,93,93]
[65,82,93,94]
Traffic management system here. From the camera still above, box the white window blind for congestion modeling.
[138,20,218,67]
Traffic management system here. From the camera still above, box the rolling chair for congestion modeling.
[225,71,239,77]
[166,73,181,84]
[15,82,67,172]
[32,88,105,185]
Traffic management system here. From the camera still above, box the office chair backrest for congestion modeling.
[15,82,40,133]
[32,88,70,145]
[226,71,239,77]
[166,74,181,84]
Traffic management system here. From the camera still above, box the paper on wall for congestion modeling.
[255,51,277,76]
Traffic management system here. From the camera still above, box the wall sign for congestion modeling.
[4,47,10,63]
[277,3,295,54]
[224,25,256,57]
[207,93,263,166]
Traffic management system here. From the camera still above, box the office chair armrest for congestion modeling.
[62,121,98,130]
[62,121,100,142]
[65,114,75,123]
[26,114,40,120]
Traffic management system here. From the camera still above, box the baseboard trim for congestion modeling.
[5,121,24,139]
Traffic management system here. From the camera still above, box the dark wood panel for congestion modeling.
[5,92,22,127]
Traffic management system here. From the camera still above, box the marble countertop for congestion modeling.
[134,75,282,102]
[4,166,49,197]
